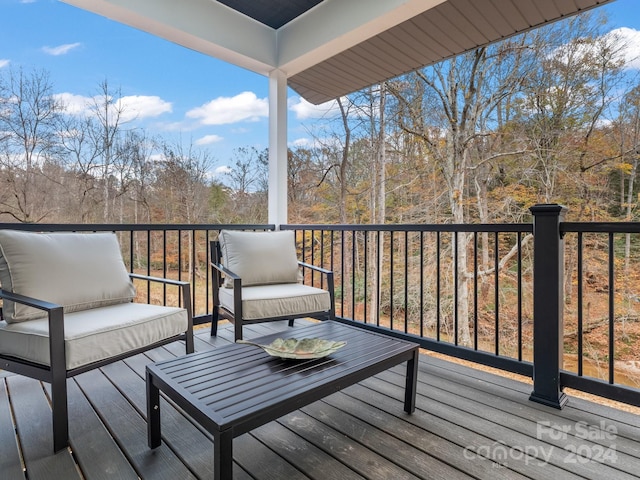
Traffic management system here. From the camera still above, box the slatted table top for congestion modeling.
[147,321,420,435]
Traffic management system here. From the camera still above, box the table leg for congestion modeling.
[146,369,161,448]
[214,429,233,480]
[404,348,419,414]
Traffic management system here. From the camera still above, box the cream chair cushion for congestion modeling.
[0,303,187,369]
[219,283,331,320]
[0,231,136,323]
[219,230,299,287]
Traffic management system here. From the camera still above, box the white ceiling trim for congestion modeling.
[62,0,448,78]
[64,0,277,74]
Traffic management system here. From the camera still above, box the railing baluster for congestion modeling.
[390,231,394,331]
[436,231,441,342]
[320,229,325,290]
[364,231,368,324]
[147,230,151,301]
[473,232,478,351]
[404,231,409,334]
[420,231,424,338]
[376,230,381,327]
[163,230,167,305]
[191,228,196,314]
[454,231,458,346]
[577,232,583,377]
[341,230,345,319]
[352,230,356,321]
[494,231,499,356]
[609,232,615,385]
[517,232,522,362]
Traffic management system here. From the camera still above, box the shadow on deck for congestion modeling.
[1,319,639,480]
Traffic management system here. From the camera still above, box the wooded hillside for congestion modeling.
[1,10,638,227]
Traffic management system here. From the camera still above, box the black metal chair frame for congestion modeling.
[0,273,194,453]
[209,240,335,341]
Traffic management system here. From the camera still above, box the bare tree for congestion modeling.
[58,113,103,222]
[517,12,625,204]
[224,146,267,222]
[155,140,215,277]
[89,80,130,222]
[616,84,640,277]
[0,68,63,222]
[388,37,530,345]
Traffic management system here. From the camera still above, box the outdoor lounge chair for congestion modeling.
[0,230,194,452]
[210,229,335,341]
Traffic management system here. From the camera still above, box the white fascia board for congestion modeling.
[277,0,447,75]
[63,0,278,75]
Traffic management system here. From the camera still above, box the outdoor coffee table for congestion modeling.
[146,320,419,479]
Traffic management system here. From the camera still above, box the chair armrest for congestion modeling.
[0,289,66,370]
[129,273,192,310]
[210,262,242,322]
[296,262,335,318]
[298,261,333,276]
[128,274,194,352]
[210,262,241,281]
[0,288,61,312]
[129,273,189,287]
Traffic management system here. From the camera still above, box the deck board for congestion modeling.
[64,379,139,480]
[9,376,81,480]
[1,319,639,480]
[0,380,24,480]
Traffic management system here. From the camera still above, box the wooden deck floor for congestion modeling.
[2,319,639,480]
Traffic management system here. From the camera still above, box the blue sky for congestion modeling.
[1,0,640,174]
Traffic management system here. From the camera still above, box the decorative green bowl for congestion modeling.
[237,337,346,359]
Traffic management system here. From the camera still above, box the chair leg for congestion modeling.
[211,307,219,336]
[51,375,69,452]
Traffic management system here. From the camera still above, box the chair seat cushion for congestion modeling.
[0,303,187,370]
[220,283,331,320]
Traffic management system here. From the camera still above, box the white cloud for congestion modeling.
[289,96,341,120]
[214,165,232,176]
[195,134,224,146]
[117,95,172,121]
[42,43,82,56]
[607,27,640,70]
[186,91,268,125]
[54,92,93,115]
[0,59,9,69]
[54,92,172,122]
[290,137,314,148]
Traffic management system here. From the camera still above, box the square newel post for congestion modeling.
[529,204,569,409]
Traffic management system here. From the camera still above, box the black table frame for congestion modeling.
[146,321,419,479]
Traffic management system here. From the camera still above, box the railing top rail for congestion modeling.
[282,223,533,233]
[561,222,640,234]
[0,224,275,232]
[1,222,637,235]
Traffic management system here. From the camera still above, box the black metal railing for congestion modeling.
[2,205,640,409]
[282,223,535,378]
[560,219,640,405]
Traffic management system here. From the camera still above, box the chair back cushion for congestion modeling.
[219,230,299,287]
[0,230,136,323]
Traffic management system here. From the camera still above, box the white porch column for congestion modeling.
[268,69,288,227]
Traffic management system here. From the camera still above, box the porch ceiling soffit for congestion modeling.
[63,0,614,105]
